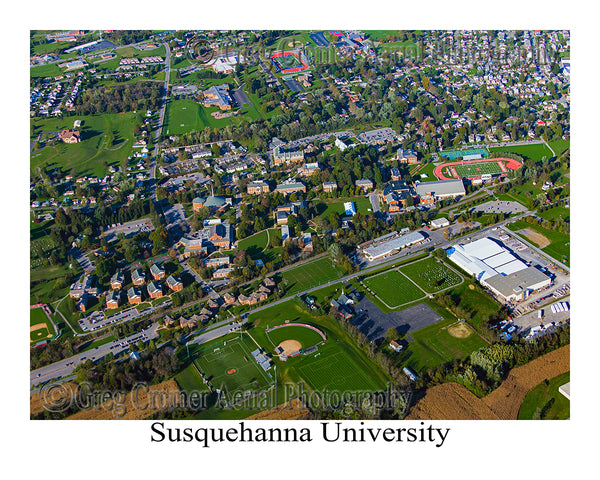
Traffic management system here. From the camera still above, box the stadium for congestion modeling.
[433,157,522,181]
[270,51,309,74]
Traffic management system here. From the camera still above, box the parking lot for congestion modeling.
[102,218,154,242]
[512,295,570,333]
[471,200,528,215]
[352,298,443,342]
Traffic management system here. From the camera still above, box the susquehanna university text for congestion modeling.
[150,421,450,447]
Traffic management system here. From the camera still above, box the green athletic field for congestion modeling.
[452,160,504,178]
[295,342,386,392]
[30,307,54,343]
[439,147,489,160]
[362,269,425,308]
[399,257,463,294]
[193,336,273,396]
[279,256,344,296]
[488,143,553,161]
[265,323,324,350]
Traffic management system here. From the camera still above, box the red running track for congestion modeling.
[433,157,522,180]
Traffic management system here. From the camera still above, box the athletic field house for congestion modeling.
[359,230,426,262]
[447,237,552,302]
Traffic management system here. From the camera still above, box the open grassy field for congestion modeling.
[518,371,570,420]
[489,143,553,161]
[30,262,82,305]
[362,269,425,308]
[163,98,203,135]
[237,229,269,258]
[30,63,65,78]
[399,257,463,294]
[30,112,138,177]
[536,206,570,222]
[278,256,344,296]
[506,220,570,265]
[314,195,373,218]
[174,362,212,394]
[403,319,487,372]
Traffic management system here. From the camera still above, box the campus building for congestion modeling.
[415,179,466,204]
[246,181,270,195]
[446,237,551,302]
[360,231,425,261]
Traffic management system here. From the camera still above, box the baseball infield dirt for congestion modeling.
[277,339,302,355]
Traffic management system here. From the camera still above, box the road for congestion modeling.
[30,323,161,391]
[149,40,172,194]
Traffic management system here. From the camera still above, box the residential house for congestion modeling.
[106,290,120,309]
[110,271,125,290]
[59,129,81,143]
[389,340,403,352]
[127,286,142,305]
[150,263,165,281]
[131,268,145,286]
[166,275,183,292]
[147,281,163,299]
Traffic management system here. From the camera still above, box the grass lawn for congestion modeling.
[547,139,570,158]
[314,195,373,218]
[399,256,463,294]
[362,269,425,308]
[30,63,65,78]
[506,220,570,265]
[264,323,324,349]
[30,263,82,304]
[489,143,554,161]
[402,319,488,372]
[536,206,570,223]
[518,372,570,420]
[237,229,269,258]
[278,256,344,296]
[30,112,139,178]
[174,362,211,393]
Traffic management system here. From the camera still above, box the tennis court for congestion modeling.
[439,147,489,160]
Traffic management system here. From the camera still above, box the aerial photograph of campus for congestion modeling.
[29,29,571,421]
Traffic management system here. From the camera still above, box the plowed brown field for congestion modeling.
[245,398,310,420]
[407,345,570,420]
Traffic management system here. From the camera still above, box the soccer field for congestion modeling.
[193,336,273,395]
[399,257,463,294]
[296,343,385,392]
[362,269,425,308]
[279,257,344,295]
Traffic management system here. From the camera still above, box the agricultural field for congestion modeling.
[278,256,344,296]
[362,269,425,308]
[30,112,139,178]
[518,372,570,420]
[399,257,463,294]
